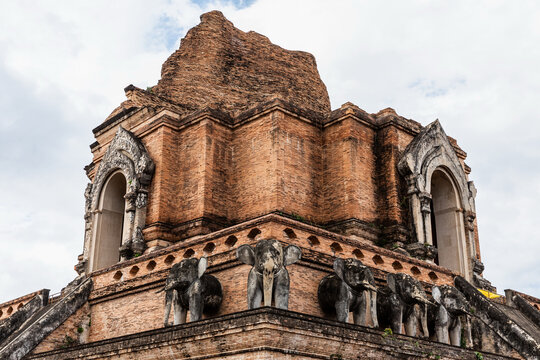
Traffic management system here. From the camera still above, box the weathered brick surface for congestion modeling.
[153,11,330,119]
[31,303,90,353]
[28,308,518,360]
[34,217,459,349]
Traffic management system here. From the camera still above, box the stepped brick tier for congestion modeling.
[1,10,539,360]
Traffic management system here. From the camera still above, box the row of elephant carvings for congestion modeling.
[159,239,473,346]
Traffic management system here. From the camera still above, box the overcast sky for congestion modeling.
[0,0,539,303]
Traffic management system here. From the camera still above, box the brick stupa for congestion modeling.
[1,11,539,360]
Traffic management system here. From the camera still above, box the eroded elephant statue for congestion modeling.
[159,256,222,326]
[377,273,431,337]
[318,258,378,327]
[236,239,301,309]
[430,285,472,346]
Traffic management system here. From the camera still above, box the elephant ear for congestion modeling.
[236,244,255,265]
[283,245,302,266]
[432,286,442,304]
[387,273,397,293]
[333,258,345,281]
[198,257,208,278]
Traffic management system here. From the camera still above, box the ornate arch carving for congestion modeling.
[398,120,477,279]
[79,127,155,273]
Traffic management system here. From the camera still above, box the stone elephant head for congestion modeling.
[318,258,379,327]
[236,239,302,309]
[378,273,432,337]
[160,256,223,326]
[431,285,472,346]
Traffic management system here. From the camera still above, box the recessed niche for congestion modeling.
[146,260,156,271]
[352,249,364,259]
[283,228,297,239]
[410,266,421,275]
[129,266,139,276]
[392,261,403,270]
[225,235,238,247]
[164,255,175,265]
[113,271,123,281]
[372,255,384,265]
[7,307,13,315]
[247,228,261,240]
[330,242,343,253]
[17,303,23,310]
[307,236,320,246]
[203,242,216,254]
[0,310,3,317]
[428,271,439,281]
[183,249,195,258]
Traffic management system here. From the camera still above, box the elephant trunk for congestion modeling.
[263,257,275,306]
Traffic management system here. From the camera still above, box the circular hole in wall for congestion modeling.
[372,255,384,265]
[164,255,175,265]
[330,242,343,254]
[146,260,156,271]
[428,271,439,281]
[283,228,297,239]
[392,261,403,270]
[183,249,195,258]
[247,228,261,240]
[113,271,123,281]
[225,235,238,247]
[129,266,139,276]
[352,249,364,259]
[203,242,216,255]
[410,266,421,276]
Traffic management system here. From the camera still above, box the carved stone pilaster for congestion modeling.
[135,190,148,209]
[419,192,432,214]
[465,211,476,232]
[131,227,147,255]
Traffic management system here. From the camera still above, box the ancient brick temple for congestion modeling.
[1,11,539,360]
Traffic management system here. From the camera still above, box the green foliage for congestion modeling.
[475,351,484,360]
[382,328,393,337]
[77,326,84,333]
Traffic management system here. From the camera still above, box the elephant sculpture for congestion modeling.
[377,273,431,337]
[236,238,302,309]
[318,258,379,327]
[430,285,472,346]
[159,256,222,326]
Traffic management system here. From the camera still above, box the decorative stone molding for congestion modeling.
[398,120,476,279]
[80,127,154,273]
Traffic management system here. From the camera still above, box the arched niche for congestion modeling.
[80,126,155,273]
[90,171,127,270]
[429,168,468,274]
[398,120,476,280]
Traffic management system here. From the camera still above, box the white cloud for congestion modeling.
[0,0,539,303]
